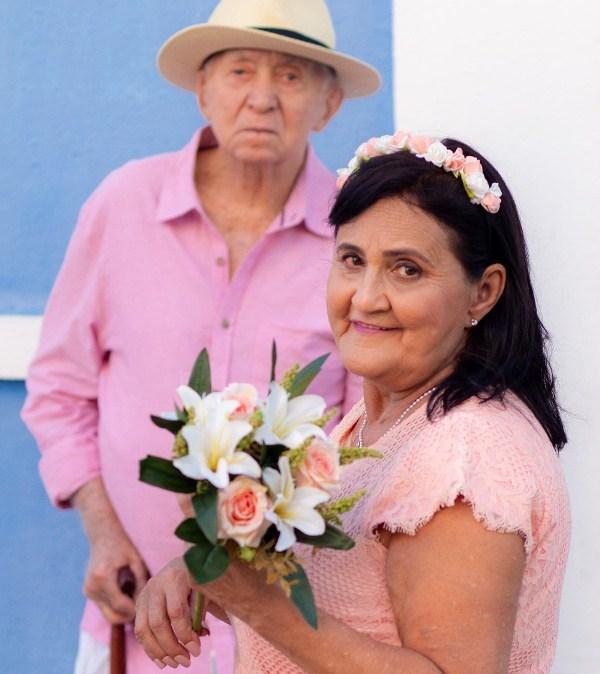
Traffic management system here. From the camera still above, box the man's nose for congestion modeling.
[246,72,278,112]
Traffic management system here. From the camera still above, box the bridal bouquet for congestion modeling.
[140,346,379,628]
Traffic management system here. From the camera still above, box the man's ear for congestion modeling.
[195,69,209,118]
[312,84,343,132]
[467,263,507,326]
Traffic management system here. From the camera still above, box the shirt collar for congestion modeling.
[156,127,216,223]
[157,126,335,239]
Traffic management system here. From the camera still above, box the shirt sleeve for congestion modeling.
[365,406,539,554]
[21,191,109,508]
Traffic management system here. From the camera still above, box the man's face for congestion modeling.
[195,49,342,165]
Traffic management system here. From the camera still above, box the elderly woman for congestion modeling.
[22,1,380,673]
[134,133,570,673]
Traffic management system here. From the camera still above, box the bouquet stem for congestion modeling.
[192,591,209,635]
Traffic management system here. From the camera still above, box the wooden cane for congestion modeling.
[110,566,136,674]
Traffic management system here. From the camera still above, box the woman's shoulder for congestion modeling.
[423,392,555,458]
[364,393,568,549]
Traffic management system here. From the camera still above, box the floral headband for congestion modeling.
[336,132,502,214]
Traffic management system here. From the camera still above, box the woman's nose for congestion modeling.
[351,270,391,313]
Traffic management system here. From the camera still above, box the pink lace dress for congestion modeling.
[232,394,570,673]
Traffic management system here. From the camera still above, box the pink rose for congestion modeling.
[407,134,433,155]
[391,130,408,149]
[217,476,271,547]
[294,438,340,493]
[222,383,258,420]
[462,155,483,175]
[444,147,466,172]
[480,191,501,214]
[336,174,348,189]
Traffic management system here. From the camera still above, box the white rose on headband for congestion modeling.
[424,141,452,168]
[465,172,490,200]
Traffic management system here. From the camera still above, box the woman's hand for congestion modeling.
[135,552,284,667]
[134,557,201,669]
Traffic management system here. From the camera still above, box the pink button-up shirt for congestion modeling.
[22,128,361,673]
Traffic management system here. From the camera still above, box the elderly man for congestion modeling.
[22,0,379,672]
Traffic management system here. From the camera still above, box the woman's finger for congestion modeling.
[165,588,201,658]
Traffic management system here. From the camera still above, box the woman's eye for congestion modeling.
[394,262,420,278]
[341,254,362,268]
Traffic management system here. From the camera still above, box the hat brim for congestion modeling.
[157,24,381,99]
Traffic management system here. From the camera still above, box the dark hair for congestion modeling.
[329,140,566,451]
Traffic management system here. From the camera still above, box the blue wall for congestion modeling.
[0,2,392,671]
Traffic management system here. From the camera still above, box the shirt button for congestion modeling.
[216,256,226,267]
[221,319,230,329]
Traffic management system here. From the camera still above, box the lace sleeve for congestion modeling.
[365,404,540,554]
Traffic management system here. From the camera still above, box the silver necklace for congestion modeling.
[356,386,437,448]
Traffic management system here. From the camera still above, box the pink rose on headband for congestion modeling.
[218,476,271,547]
[444,147,466,172]
[407,134,433,156]
[391,130,409,149]
[462,156,483,175]
[294,438,340,493]
[480,183,502,214]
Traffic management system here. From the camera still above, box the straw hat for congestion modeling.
[157,0,381,98]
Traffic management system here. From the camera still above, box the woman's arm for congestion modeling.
[135,500,525,672]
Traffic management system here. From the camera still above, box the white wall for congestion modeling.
[392,1,600,670]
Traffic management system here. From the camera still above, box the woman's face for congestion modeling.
[195,49,342,165]
[327,197,480,393]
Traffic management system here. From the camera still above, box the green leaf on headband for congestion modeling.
[150,414,184,435]
[184,541,230,584]
[139,456,197,493]
[188,348,211,396]
[193,487,218,545]
[175,518,210,545]
[294,523,355,550]
[288,353,330,398]
[287,564,318,629]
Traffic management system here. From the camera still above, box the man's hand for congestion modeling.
[73,477,149,624]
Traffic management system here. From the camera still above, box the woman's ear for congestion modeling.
[468,263,507,325]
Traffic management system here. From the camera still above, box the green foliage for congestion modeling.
[295,523,355,550]
[270,340,277,383]
[150,414,184,435]
[139,456,197,493]
[188,348,211,395]
[175,518,210,545]
[287,354,330,398]
[260,443,287,470]
[192,487,218,544]
[286,564,318,629]
[184,541,230,584]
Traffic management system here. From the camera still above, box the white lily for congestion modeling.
[176,385,232,425]
[254,382,327,448]
[174,389,260,488]
[263,456,329,551]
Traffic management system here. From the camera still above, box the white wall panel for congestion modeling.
[392,2,600,671]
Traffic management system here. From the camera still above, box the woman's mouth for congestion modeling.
[350,321,397,335]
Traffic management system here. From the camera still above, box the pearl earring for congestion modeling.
[470,318,479,327]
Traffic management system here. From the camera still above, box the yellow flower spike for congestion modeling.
[172,432,189,458]
[280,364,300,392]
